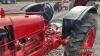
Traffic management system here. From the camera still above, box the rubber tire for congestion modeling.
[63,13,97,56]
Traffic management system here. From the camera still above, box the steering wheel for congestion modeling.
[21,3,54,21]
[42,3,54,21]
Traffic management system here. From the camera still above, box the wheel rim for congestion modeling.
[80,27,96,56]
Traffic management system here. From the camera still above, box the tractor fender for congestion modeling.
[63,6,97,21]
[62,6,97,39]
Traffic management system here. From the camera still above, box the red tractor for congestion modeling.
[0,3,97,56]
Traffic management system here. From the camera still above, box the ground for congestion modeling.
[0,1,100,56]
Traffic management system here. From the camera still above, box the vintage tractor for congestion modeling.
[0,3,97,56]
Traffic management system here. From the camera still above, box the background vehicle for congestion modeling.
[69,0,98,10]
[0,0,16,4]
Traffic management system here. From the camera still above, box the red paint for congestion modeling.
[0,8,5,18]
[10,15,45,40]
[0,17,12,26]
[80,27,96,56]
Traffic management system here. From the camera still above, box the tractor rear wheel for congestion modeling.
[64,13,97,56]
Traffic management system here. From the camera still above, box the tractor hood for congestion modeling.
[0,15,45,39]
[10,15,45,39]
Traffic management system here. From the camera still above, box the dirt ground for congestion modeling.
[0,2,100,56]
